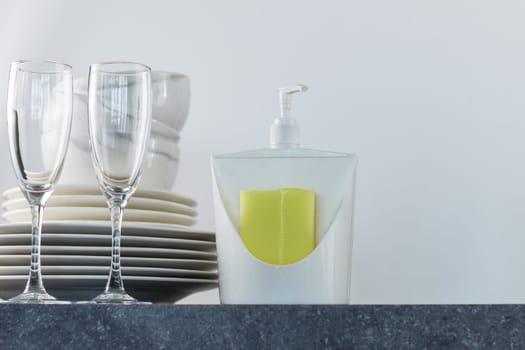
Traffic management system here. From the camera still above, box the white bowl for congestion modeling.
[59,143,180,191]
[151,71,190,131]
[70,125,180,159]
[73,71,189,132]
[151,120,180,140]
[149,137,180,159]
[71,93,180,151]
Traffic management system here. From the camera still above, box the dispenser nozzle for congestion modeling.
[270,84,308,148]
[278,85,308,119]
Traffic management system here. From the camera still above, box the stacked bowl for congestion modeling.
[0,71,218,303]
[62,71,189,189]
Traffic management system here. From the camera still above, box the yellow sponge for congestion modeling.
[240,188,316,265]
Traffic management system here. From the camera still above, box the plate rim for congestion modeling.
[0,274,218,284]
[0,233,215,250]
[2,185,197,207]
[0,265,218,277]
[2,195,197,216]
[0,254,217,267]
[2,207,197,226]
[0,245,217,259]
[0,221,215,241]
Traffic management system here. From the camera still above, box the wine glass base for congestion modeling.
[8,291,69,304]
[89,291,151,305]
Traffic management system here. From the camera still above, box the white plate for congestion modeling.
[2,195,197,216]
[0,245,217,260]
[0,265,217,279]
[2,207,196,226]
[0,233,215,251]
[0,275,217,303]
[0,221,215,241]
[0,255,217,270]
[2,185,197,207]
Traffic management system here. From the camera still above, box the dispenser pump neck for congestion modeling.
[270,84,308,148]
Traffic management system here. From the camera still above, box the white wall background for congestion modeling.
[2,0,525,304]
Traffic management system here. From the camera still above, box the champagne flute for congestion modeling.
[87,62,152,304]
[6,60,73,303]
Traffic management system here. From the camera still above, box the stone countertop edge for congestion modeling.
[0,304,522,349]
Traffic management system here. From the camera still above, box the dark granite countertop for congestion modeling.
[0,304,523,349]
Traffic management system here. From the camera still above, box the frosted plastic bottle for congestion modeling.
[212,85,358,303]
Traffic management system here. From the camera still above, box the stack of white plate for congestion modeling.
[0,185,218,303]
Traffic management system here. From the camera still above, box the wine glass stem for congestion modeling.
[25,204,45,293]
[106,203,125,293]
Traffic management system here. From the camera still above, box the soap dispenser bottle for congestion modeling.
[211,85,358,304]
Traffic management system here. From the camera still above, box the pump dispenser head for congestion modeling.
[270,84,308,148]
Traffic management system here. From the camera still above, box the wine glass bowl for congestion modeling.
[89,63,151,195]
